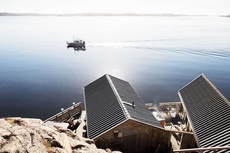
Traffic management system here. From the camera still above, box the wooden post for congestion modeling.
[79,103,82,114]
[61,108,64,122]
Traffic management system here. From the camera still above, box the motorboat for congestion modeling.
[67,38,86,50]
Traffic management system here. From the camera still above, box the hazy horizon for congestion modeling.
[0,12,210,17]
[1,0,230,16]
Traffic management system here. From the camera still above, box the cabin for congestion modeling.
[178,74,230,150]
[84,74,172,153]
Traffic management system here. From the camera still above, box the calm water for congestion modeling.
[0,16,230,120]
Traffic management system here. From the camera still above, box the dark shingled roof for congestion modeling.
[84,74,162,139]
[178,74,230,149]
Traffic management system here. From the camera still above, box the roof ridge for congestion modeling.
[107,74,163,129]
[178,73,204,92]
[106,74,130,119]
[202,74,230,106]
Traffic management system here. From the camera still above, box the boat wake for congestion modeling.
[88,39,230,59]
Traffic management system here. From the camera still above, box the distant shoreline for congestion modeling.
[220,15,230,17]
[0,12,207,17]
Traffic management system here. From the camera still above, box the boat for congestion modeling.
[67,38,86,50]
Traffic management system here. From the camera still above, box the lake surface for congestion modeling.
[0,16,230,120]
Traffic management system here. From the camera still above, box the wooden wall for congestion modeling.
[95,120,172,153]
[95,120,153,140]
[180,133,197,149]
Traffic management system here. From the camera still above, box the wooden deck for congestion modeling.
[76,110,86,137]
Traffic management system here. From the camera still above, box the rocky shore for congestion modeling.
[0,117,118,153]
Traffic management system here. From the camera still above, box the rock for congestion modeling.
[0,118,111,153]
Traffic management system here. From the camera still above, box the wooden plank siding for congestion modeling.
[180,133,197,149]
[95,120,172,153]
[96,131,171,153]
[96,133,152,153]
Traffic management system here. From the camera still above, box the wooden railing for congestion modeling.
[44,102,82,122]
[174,146,230,153]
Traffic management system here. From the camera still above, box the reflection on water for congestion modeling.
[67,46,86,52]
[0,16,230,120]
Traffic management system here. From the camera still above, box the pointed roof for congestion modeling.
[178,74,230,148]
[84,74,163,139]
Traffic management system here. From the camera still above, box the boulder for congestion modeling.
[0,117,112,153]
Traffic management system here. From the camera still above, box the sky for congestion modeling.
[1,0,230,15]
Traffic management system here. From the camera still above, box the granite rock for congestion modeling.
[0,117,110,153]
